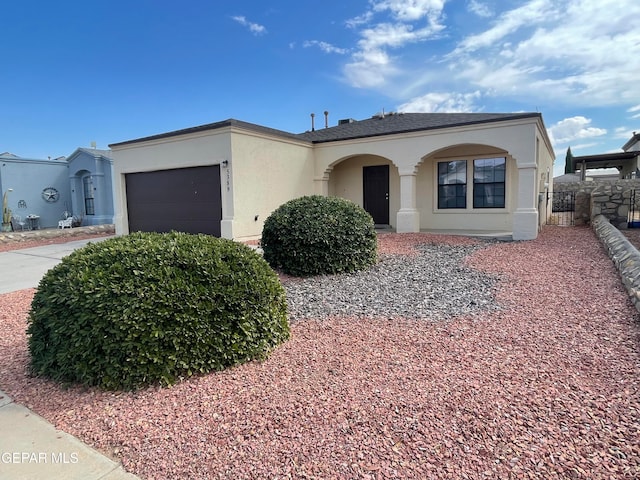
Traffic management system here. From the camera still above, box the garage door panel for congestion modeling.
[125,166,222,236]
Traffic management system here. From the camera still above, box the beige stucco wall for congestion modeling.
[227,130,314,240]
[111,129,232,237]
[111,115,555,241]
[111,126,315,240]
[327,155,400,228]
[314,117,554,238]
[416,145,515,232]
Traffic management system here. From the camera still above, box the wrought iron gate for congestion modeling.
[629,189,640,228]
[547,191,575,226]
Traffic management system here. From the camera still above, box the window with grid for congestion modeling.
[83,176,95,215]
[473,157,505,208]
[438,160,467,209]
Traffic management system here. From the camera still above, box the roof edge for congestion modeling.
[303,112,542,144]
[109,119,304,148]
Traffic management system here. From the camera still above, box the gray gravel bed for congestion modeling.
[283,242,501,321]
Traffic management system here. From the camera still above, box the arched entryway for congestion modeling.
[327,154,399,228]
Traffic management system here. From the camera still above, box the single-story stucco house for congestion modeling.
[109,112,555,241]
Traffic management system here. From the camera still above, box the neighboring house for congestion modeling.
[66,148,114,225]
[109,112,555,241]
[570,131,640,179]
[0,148,115,230]
[0,152,70,228]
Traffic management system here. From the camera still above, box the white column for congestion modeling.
[396,170,420,233]
[512,165,538,240]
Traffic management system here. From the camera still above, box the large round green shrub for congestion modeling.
[27,232,289,390]
[261,195,377,276]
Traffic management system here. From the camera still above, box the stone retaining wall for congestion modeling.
[0,224,115,245]
[554,179,640,228]
[592,215,640,312]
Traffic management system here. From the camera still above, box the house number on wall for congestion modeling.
[226,169,230,192]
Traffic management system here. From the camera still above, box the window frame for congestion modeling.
[437,160,468,210]
[83,175,95,216]
[472,157,506,209]
[434,155,509,212]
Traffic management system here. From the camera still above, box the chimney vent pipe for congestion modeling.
[324,111,329,129]
[310,113,315,132]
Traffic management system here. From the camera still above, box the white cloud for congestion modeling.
[337,0,640,112]
[372,0,446,23]
[342,1,446,89]
[453,0,556,54]
[303,41,349,55]
[468,0,493,18]
[569,142,599,151]
[231,16,267,35]
[614,127,634,139]
[448,0,640,106]
[397,91,482,112]
[344,49,399,88]
[547,116,607,146]
[346,11,374,29]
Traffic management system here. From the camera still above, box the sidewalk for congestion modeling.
[0,236,142,480]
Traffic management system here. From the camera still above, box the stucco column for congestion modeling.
[512,165,538,240]
[314,176,329,196]
[396,170,420,233]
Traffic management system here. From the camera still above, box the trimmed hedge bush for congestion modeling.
[261,195,377,276]
[27,232,289,390]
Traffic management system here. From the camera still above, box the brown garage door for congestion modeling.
[125,165,222,236]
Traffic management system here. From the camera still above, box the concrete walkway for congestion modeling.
[0,237,142,479]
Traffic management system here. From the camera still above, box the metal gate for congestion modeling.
[547,191,575,226]
[629,189,640,228]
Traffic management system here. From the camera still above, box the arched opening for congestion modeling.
[327,154,399,227]
[416,143,514,234]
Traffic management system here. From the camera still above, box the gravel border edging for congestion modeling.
[592,214,640,312]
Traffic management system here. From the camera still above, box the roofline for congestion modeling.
[305,112,543,144]
[109,113,545,148]
[573,151,639,162]
[66,147,113,162]
[109,119,304,148]
[622,132,640,151]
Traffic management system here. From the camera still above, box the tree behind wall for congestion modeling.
[564,147,575,174]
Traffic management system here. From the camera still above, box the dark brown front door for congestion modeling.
[363,165,389,225]
[125,165,222,236]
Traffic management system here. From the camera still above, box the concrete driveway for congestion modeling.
[0,237,113,294]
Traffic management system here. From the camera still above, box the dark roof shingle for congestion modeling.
[110,112,542,147]
[297,112,542,143]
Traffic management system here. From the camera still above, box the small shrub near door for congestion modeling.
[261,195,378,276]
[27,232,290,391]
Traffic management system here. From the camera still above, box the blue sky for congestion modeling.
[2,0,639,177]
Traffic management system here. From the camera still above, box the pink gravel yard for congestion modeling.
[0,226,639,479]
